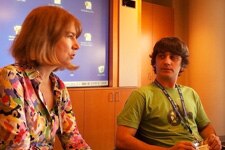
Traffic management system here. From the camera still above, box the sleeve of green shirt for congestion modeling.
[192,89,210,129]
[117,90,146,129]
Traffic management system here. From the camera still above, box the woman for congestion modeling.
[0,6,91,149]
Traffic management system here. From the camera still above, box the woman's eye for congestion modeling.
[66,32,76,39]
[67,34,74,39]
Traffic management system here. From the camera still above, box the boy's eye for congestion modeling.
[157,53,181,61]
[158,54,165,59]
[170,55,180,60]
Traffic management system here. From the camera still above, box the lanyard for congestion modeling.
[154,80,195,137]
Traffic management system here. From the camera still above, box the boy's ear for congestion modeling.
[180,66,184,72]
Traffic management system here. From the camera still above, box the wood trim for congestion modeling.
[109,0,119,87]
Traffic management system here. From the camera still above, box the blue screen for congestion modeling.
[0,0,109,87]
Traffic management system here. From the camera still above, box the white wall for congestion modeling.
[119,0,141,86]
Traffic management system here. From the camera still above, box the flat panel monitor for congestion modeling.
[0,0,109,87]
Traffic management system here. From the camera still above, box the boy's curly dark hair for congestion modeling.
[150,37,189,75]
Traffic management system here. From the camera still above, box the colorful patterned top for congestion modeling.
[0,64,91,150]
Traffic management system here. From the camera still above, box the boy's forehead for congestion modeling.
[158,51,177,55]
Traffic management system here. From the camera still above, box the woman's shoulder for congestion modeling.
[0,64,22,91]
[0,64,19,76]
[1,64,33,76]
[0,64,38,81]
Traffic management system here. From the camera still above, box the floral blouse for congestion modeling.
[0,64,91,150]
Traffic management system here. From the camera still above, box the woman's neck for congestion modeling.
[36,65,56,82]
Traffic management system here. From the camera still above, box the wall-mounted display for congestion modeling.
[0,0,109,87]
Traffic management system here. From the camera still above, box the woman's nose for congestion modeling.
[72,39,80,50]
